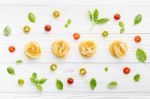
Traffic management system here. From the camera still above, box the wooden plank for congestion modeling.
[0,63,149,93]
[0,0,150,5]
[0,5,149,34]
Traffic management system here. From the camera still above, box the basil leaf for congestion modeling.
[134,14,142,25]
[64,24,69,28]
[16,60,23,64]
[134,74,140,82]
[119,21,124,27]
[36,84,43,91]
[31,73,37,79]
[88,10,93,21]
[96,18,109,24]
[28,12,36,23]
[120,28,125,34]
[93,9,99,22]
[56,79,63,90]
[90,78,97,90]
[30,78,37,83]
[7,67,15,75]
[38,78,47,84]
[3,25,11,37]
[67,19,72,24]
[65,19,72,28]
[107,81,118,89]
[136,48,147,63]
[104,67,109,72]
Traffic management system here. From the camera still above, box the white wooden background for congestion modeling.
[0,0,150,99]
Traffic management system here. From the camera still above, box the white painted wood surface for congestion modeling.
[0,0,150,99]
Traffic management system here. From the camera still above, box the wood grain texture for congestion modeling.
[0,0,149,99]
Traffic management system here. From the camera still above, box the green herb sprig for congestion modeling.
[30,72,47,91]
[88,9,109,28]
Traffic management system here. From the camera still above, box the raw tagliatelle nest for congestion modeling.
[51,40,70,58]
[79,40,96,57]
[25,41,41,58]
[109,40,128,58]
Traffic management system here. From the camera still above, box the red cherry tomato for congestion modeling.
[67,78,74,85]
[45,25,51,32]
[114,13,121,20]
[134,35,141,43]
[123,67,131,74]
[73,32,80,40]
[9,46,16,53]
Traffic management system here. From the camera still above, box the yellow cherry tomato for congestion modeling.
[50,64,57,71]
[79,68,87,76]
[102,31,109,38]
[18,79,25,85]
[53,10,60,18]
[23,26,31,33]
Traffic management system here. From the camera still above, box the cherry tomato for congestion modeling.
[67,77,74,85]
[18,79,25,85]
[114,13,121,20]
[9,46,16,53]
[79,68,87,76]
[134,35,141,43]
[50,64,57,71]
[23,26,31,33]
[53,10,60,18]
[123,67,131,74]
[102,31,109,38]
[45,25,51,32]
[73,32,80,40]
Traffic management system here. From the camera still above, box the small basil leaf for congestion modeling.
[3,25,11,37]
[120,28,125,34]
[16,60,23,64]
[104,67,109,72]
[30,78,37,83]
[36,84,43,91]
[119,21,124,27]
[7,67,15,75]
[107,81,118,89]
[88,10,93,21]
[28,12,36,23]
[38,78,47,84]
[56,79,63,90]
[90,78,97,90]
[134,14,142,25]
[96,18,109,24]
[93,9,99,22]
[136,48,147,63]
[31,72,37,79]
[67,19,72,24]
[134,74,140,82]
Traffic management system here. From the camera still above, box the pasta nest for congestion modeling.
[25,41,41,58]
[79,40,96,57]
[109,40,128,58]
[52,40,70,57]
